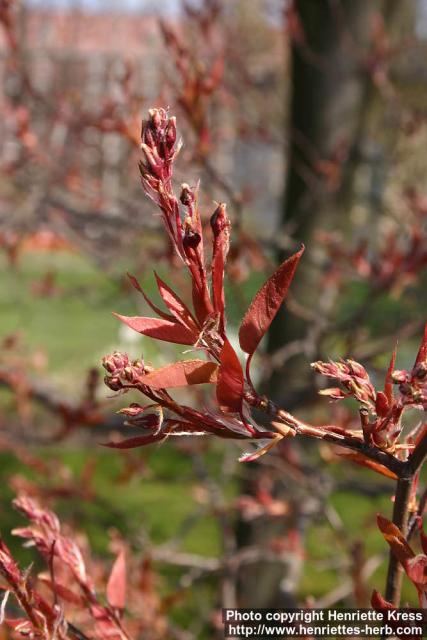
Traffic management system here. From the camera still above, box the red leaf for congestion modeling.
[114,314,197,345]
[377,515,414,564]
[421,530,427,556]
[239,246,304,357]
[216,339,244,413]
[103,432,167,449]
[5,619,35,634]
[384,344,397,404]
[140,360,218,389]
[337,452,397,479]
[210,203,230,335]
[127,273,174,321]
[414,322,427,368]
[239,436,282,462]
[107,549,126,610]
[154,272,199,332]
[371,589,394,610]
[39,578,84,606]
[375,391,390,418]
[406,555,427,588]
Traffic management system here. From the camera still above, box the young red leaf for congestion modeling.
[127,273,174,321]
[377,515,414,564]
[239,435,282,462]
[154,272,199,332]
[421,529,427,556]
[371,589,394,610]
[337,452,397,479]
[114,314,197,345]
[414,322,427,369]
[140,360,218,389]
[216,339,244,413]
[107,549,126,610]
[375,391,390,418]
[239,246,304,357]
[39,578,84,606]
[103,432,167,449]
[384,344,397,405]
[406,555,427,589]
[210,203,230,335]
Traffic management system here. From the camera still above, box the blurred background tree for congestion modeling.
[0,0,426,635]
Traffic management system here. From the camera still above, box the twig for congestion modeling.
[384,476,413,605]
[384,432,427,605]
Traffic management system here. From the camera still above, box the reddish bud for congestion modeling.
[391,369,409,384]
[148,108,163,130]
[165,116,177,148]
[103,352,146,390]
[119,404,163,432]
[183,229,201,249]
[180,183,195,206]
[210,203,228,235]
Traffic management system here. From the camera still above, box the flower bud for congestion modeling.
[210,203,228,235]
[119,403,145,418]
[413,363,427,380]
[180,183,194,206]
[102,352,129,375]
[183,229,201,249]
[104,375,123,392]
[165,116,177,149]
[148,108,163,130]
[119,404,163,432]
[391,369,409,384]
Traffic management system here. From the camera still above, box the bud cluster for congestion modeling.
[311,359,376,406]
[102,351,146,391]
[139,107,178,187]
[392,364,427,410]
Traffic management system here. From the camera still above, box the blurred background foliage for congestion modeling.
[0,0,426,635]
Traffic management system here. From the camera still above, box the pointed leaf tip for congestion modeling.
[238,246,304,358]
[107,549,126,610]
[113,313,197,345]
[216,339,244,413]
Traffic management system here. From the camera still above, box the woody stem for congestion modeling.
[384,475,413,606]
[385,432,427,605]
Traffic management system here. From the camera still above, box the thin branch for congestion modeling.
[384,476,413,605]
[406,433,427,477]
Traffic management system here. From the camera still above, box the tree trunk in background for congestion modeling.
[266,0,402,406]
[237,0,403,608]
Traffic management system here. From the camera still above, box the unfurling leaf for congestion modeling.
[375,391,390,418]
[371,589,394,610]
[127,273,174,321]
[337,452,397,479]
[107,549,126,610]
[406,555,427,589]
[319,387,348,401]
[38,578,84,606]
[140,360,218,389]
[216,339,244,413]
[384,344,397,404]
[239,435,282,462]
[414,322,427,369]
[114,314,197,345]
[103,432,167,449]
[210,203,230,335]
[154,272,199,332]
[239,246,304,358]
[377,515,414,564]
